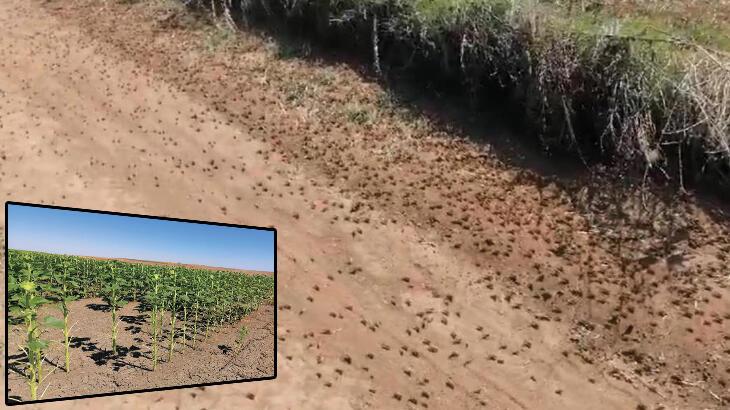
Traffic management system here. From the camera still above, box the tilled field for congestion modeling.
[7,299,274,402]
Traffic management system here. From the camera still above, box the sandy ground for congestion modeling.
[0,0,728,409]
[7,299,274,402]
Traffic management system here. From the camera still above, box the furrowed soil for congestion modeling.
[0,0,728,409]
[6,299,274,402]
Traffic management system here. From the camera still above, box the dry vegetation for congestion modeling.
[188,0,730,197]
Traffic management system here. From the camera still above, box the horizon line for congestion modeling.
[8,248,274,273]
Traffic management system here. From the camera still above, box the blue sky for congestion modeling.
[7,204,275,272]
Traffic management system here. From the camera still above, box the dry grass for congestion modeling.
[182,0,730,195]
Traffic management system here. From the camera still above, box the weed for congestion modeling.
[344,103,376,125]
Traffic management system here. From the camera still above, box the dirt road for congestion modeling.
[1,0,728,409]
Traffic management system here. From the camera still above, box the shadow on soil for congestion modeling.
[70,335,151,371]
[121,314,146,335]
[8,351,64,377]
[7,353,29,378]
[178,6,730,224]
[85,303,112,312]
[120,314,147,325]
[91,345,149,371]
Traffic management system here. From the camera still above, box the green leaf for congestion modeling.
[43,316,65,329]
[28,339,50,352]
[29,296,50,307]
[9,306,25,316]
[20,281,36,292]
[8,280,19,292]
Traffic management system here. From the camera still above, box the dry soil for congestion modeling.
[1,0,729,409]
[7,299,274,402]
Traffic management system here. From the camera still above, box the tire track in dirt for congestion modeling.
[1,0,728,409]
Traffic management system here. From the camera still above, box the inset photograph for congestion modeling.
[5,202,276,405]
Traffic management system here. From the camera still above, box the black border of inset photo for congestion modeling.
[4,201,277,406]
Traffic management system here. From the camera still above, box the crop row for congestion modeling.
[7,249,275,401]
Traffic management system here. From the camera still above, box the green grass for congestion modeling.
[404,0,730,51]
[566,7,730,51]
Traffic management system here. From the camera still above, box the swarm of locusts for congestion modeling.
[7,249,274,400]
